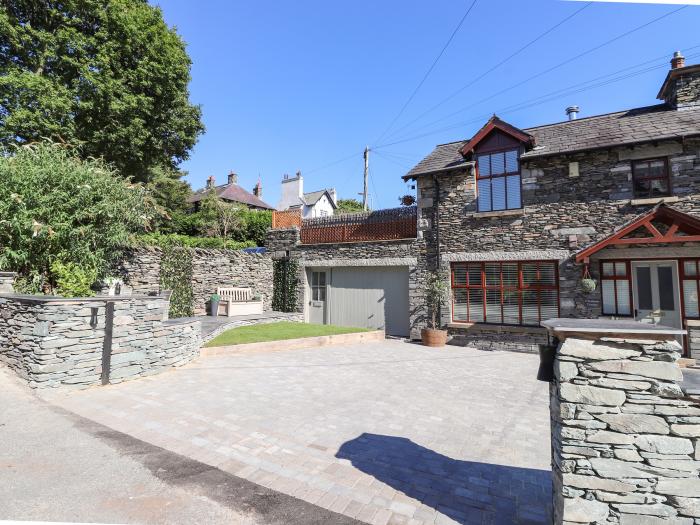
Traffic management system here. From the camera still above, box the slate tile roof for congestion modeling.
[303,189,337,208]
[404,104,700,179]
[188,183,274,209]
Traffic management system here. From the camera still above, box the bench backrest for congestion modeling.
[217,287,252,302]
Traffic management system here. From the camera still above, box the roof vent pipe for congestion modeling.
[566,105,580,121]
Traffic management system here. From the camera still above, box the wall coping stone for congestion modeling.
[542,318,686,338]
[0,272,16,277]
[0,293,168,305]
[443,250,571,262]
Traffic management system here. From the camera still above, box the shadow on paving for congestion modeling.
[336,433,551,525]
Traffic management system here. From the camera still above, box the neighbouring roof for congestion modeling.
[188,183,274,209]
[403,103,700,180]
[303,189,337,208]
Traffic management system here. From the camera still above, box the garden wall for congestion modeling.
[549,328,700,524]
[118,247,273,315]
[0,293,200,388]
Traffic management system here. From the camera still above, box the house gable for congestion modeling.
[459,116,533,158]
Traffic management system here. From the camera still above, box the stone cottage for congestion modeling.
[268,51,700,357]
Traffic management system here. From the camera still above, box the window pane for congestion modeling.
[615,262,626,277]
[539,263,557,286]
[649,160,665,178]
[485,289,501,323]
[453,265,467,286]
[468,264,482,287]
[491,176,506,211]
[521,290,539,325]
[634,162,650,179]
[318,286,326,301]
[684,280,699,317]
[505,150,519,173]
[502,290,519,324]
[319,273,326,286]
[636,266,653,310]
[649,178,670,197]
[658,266,675,311]
[485,263,500,286]
[502,263,518,288]
[684,261,698,277]
[491,152,505,175]
[616,280,630,315]
[453,289,468,321]
[506,175,521,209]
[602,263,615,277]
[468,289,484,322]
[522,263,538,285]
[312,272,319,286]
[540,290,558,322]
[602,280,616,315]
[478,179,492,212]
[477,154,491,177]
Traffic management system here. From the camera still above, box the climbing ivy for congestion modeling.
[159,246,194,318]
[272,258,299,312]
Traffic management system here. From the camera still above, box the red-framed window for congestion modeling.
[631,158,671,199]
[681,259,700,319]
[476,148,522,212]
[451,261,559,326]
[600,261,632,316]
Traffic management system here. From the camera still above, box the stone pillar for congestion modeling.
[0,272,16,293]
[544,319,700,525]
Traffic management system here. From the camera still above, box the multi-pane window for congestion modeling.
[632,158,671,198]
[476,148,522,212]
[600,261,632,316]
[682,259,700,318]
[451,261,559,326]
[311,271,326,301]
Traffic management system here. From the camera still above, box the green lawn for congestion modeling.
[204,321,370,347]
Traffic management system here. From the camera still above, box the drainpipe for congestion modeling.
[433,174,441,327]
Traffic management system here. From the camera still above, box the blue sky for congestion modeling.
[156,0,700,209]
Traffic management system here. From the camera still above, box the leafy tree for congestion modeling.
[231,210,272,247]
[0,0,204,182]
[198,190,243,239]
[336,198,365,214]
[146,166,193,233]
[0,142,154,294]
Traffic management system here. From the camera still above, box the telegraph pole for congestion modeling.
[363,146,369,211]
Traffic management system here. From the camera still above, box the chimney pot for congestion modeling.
[671,51,686,70]
[228,171,237,185]
[206,175,215,189]
[565,105,580,121]
[296,170,302,178]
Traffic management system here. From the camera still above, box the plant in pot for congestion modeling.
[580,266,597,294]
[421,271,449,347]
[209,293,221,316]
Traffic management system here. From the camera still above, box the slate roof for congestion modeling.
[303,189,337,208]
[403,104,700,179]
[188,183,274,209]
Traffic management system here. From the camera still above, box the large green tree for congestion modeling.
[0,0,204,181]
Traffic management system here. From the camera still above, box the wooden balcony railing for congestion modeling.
[300,206,417,245]
[271,209,302,229]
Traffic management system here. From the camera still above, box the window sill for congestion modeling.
[686,319,700,328]
[465,208,525,219]
[447,322,547,335]
[629,196,679,206]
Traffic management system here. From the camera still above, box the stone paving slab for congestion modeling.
[45,340,552,524]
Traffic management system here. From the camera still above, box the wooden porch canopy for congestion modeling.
[575,205,700,264]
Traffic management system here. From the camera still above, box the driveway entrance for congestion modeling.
[46,340,551,524]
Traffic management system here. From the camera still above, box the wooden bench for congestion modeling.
[217,287,263,316]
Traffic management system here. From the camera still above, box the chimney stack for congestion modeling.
[671,51,685,70]
[253,179,262,199]
[206,175,215,189]
[228,171,237,185]
[566,105,580,121]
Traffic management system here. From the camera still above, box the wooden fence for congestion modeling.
[300,206,417,244]
[271,209,302,229]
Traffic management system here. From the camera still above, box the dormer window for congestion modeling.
[476,148,522,212]
[632,158,670,198]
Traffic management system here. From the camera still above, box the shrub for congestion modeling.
[136,233,255,250]
[50,261,98,297]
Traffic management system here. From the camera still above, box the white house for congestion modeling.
[276,172,337,218]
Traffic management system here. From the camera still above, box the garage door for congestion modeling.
[316,267,409,337]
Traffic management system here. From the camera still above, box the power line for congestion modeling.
[372,0,479,146]
[380,1,594,143]
[375,4,688,148]
[305,151,361,175]
[373,46,700,150]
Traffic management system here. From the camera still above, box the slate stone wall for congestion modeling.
[118,248,273,315]
[550,335,700,524]
[0,294,200,389]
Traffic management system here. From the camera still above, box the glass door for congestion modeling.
[631,261,681,331]
[308,270,328,324]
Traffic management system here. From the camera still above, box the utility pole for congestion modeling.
[363,146,369,211]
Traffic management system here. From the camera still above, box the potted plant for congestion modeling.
[209,293,221,316]
[252,293,262,302]
[103,276,124,296]
[580,266,596,294]
[422,271,449,347]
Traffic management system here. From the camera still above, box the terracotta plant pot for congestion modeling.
[421,328,448,347]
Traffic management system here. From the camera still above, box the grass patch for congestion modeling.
[204,321,370,347]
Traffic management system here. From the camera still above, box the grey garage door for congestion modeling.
[321,266,409,337]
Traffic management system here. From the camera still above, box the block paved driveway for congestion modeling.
[46,340,552,525]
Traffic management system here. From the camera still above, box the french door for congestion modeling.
[631,261,682,331]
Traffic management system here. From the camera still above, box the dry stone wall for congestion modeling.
[0,294,200,389]
[550,335,700,524]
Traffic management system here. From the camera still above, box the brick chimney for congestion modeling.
[228,171,238,185]
[657,50,700,110]
[253,179,262,199]
[206,175,215,189]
